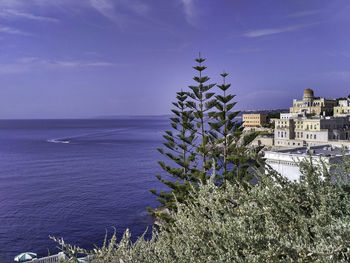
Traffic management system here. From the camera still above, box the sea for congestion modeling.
[0,117,170,263]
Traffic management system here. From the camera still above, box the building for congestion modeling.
[242,113,267,128]
[289,89,337,115]
[273,89,350,148]
[274,118,295,141]
[264,145,349,181]
[334,99,350,116]
[274,116,350,147]
[280,113,299,119]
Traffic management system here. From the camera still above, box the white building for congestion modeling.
[280,113,299,119]
[264,145,349,181]
[334,99,350,117]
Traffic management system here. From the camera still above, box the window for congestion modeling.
[314,134,316,139]
[306,134,309,139]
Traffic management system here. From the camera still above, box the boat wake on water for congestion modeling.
[47,139,70,144]
[46,129,129,144]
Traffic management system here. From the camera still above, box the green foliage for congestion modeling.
[187,54,217,173]
[263,112,278,129]
[306,113,316,118]
[208,72,241,178]
[55,158,350,262]
[148,91,198,219]
[267,112,280,119]
[150,55,261,220]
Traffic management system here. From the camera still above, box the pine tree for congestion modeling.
[149,91,197,221]
[209,72,261,183]
[150,55,262,221]
[208,72,239,175]
[186,54,217,174]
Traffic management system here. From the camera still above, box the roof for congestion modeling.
[268,145,350,157]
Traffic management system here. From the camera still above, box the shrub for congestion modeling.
[54,157,350,262]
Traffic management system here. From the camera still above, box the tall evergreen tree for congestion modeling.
[208,72,239,176]
[209,73,261,183]
[149,91,197,220]
[150,55,262,221]
[186,54,217,174]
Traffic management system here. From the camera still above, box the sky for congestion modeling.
[0,0,350,118]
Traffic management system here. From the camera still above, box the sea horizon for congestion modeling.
[0,108,289,121]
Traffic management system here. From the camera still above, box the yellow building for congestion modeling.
[243,114,267,127]
[275,116,350,147]
[294,118,326,141]
[334,99,350,116]
[289,89,336,115]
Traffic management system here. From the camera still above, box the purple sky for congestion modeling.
[0,0,350,118]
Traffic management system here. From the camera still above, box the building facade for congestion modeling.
[242,113,267,128]
[280,113,299,119]
[274,118,295,140]
[334,99,350,116]
[274,116,350,147]
[289,89,337,115]
[264,145,349,181]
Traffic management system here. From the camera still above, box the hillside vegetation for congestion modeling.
[54,157,350,262]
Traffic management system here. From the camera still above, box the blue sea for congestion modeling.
[0,117,170,262]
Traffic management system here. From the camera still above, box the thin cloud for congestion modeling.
[244,23,319,38]
[89,0,150,27]
[52,60,116,68]
[181,0,196,26]
[0,0,78,9]
[0,0,151,29]
[0,57,118,74]
[85,62,115,67]
[0,9,59,22]
[287,10,322,18]
[121,0,150,17]
[0,25,31,36]
[90,0,117,21]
